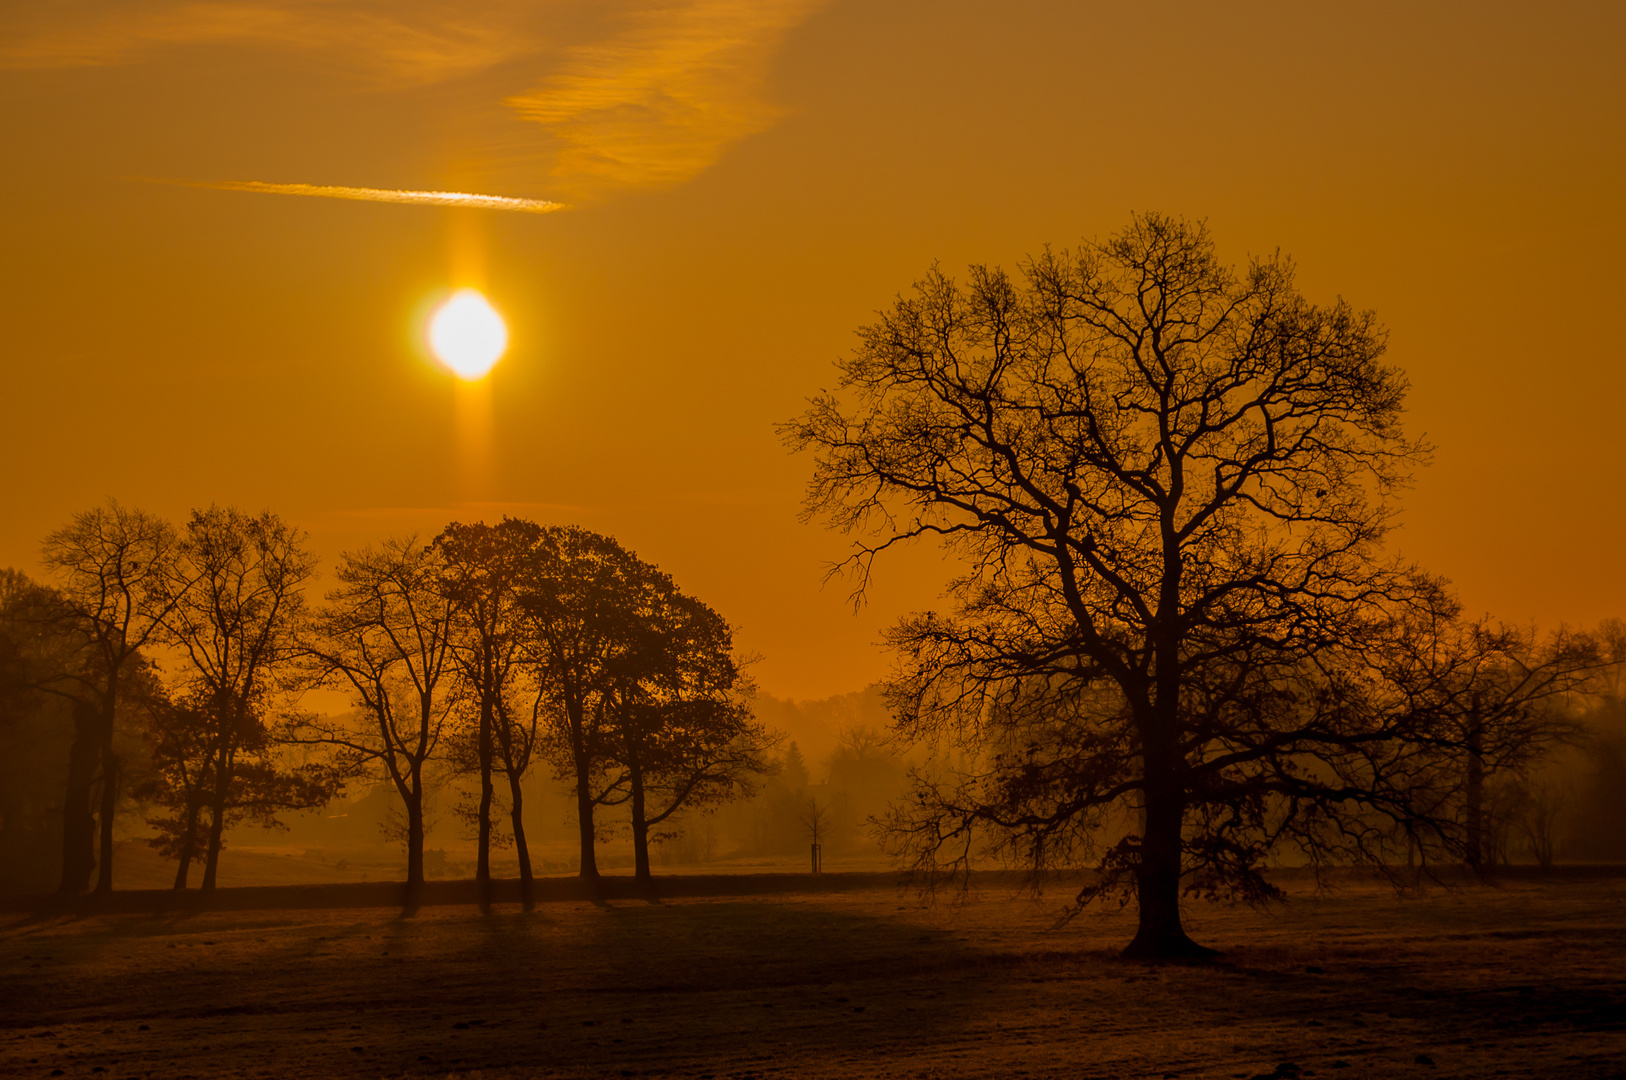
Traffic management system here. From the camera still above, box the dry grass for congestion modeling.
[2,873,1622,1079]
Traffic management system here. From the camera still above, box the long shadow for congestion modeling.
[0,894,1021,1079]
[0,867,1127,918]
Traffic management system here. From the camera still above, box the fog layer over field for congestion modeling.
[2,686,915,893]
[8,680,1626,895]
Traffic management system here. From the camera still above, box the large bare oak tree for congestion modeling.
[787,213,1443,957]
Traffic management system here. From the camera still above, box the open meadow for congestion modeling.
[2,872,1623,1080]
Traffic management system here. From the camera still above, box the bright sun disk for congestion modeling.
[428,289,507,379]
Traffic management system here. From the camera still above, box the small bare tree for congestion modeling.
[801,796,828,874]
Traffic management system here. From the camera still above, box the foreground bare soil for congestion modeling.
[2,874,1622,1079]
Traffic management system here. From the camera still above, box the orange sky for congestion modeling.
[1,1,1623,699]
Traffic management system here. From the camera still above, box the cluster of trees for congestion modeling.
[0,511,772,911]
[786,212,1612,958]
[0,505,332,898]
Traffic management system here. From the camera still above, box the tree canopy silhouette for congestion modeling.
[434,518,543,911]
[607,577,775,884]
[165,506,323,891]
[299,535,460,913]
[41,500,186,894]
[787,212,1458,958]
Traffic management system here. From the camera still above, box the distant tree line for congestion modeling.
[786,211,1616,958]
[715,727,911,866]
[0,509,772,912]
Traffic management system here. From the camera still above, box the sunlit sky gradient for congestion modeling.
[1,1,1623,699]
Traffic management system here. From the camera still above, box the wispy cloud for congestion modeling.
[161,179,567,213]
[5,0,831,196]
[509,0,829,190]
[0,1,546,87]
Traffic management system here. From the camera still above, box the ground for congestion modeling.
[2,873,1622,1079]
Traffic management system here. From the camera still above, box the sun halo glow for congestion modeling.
[428,289,507,380]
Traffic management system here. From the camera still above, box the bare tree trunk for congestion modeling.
[404,784,425,916]
[574,756,600,890]
[92,678,121,896]
[200,803,227,890]
[172,800,201,890]
[506,770,533,911]
[630,756,651,887]
[1123,698,1209,960]
[476,695,494,914]
[1465,717,1485,872]
[58,697,100,894]
[93,750,118,895]
[199,744,233,892]
[1124,778,1204,958]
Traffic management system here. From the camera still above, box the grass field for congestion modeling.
[2,873,1623,1079]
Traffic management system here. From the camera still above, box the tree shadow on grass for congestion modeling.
[0,896,1023,1079]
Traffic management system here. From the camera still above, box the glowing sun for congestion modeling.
[428,289,507,379]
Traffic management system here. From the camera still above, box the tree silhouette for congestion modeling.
[608,580,775,884]
[826,724,907,836]
[165,506,318,891]
[515,526,643,891]
[434,519,542,911]
[132,685,214,889]
[1423,620,1598,871]
[40,500,188,895]
[788,213,1448,957]
[0,570,83,893]
[298,536,459,913]
[800,796,828,873]
[781,741,810,789]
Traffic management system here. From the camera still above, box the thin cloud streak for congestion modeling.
[162,179,567,214]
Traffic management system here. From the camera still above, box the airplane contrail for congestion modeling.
[149,178,566,213]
